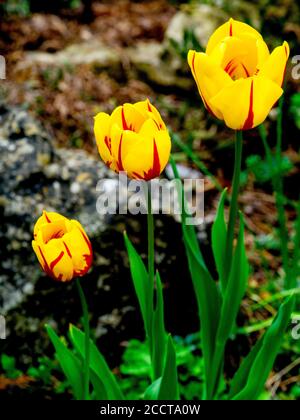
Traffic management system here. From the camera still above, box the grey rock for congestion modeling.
[165,4,228,49]
[166,3,260,49]
[0,104,116,314]
[18,39,121,71]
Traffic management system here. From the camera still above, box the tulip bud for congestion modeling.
[188,18,289,130]
[32,211,92,282]
[94,99,171,180]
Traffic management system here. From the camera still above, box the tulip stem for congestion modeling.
[224,130,243,282]
[147,183,155,288]
[146,181,156,380]
[76,278,90,401]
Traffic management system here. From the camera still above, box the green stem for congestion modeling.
[275,95,290,287]
[76,278,90,400]
[144,182,156,379]
[224,130,243,281]
[147,185,155,288]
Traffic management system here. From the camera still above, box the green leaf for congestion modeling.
[151,271,167,379]
[46,324,83,400]
[183,229,221,397]
[90,369,108,400]
[144,336,179,400]
[216,213,248,345]
[170,155,220,399]
[69,325,124,400]
[144,377,162,400]
[124,232,152,337]
[212,188,227,291]
[228,333,264,399]
[158,335,179,400]
[209,213,248,397]
[231,296,295,400]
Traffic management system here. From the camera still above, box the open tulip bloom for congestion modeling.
[94,99,171,180]
[188,18,289,130]
[32,18,296,402]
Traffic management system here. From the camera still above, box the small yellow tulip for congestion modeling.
[188,18,289,130]
[94,99,171,180]
[32,211,92,282]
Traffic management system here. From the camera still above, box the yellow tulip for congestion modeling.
[188,18,289,130]
[32,211,93,282]
[94,99,171,180]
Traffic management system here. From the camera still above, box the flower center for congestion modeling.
[41,220,68,244]
[224,56,251,80]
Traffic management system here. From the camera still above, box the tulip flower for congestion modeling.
[94,99,171,180]
[188,18,289,130]
[32,211,92,282]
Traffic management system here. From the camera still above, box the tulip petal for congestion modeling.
[123,119,171,180]
[258,41,289,86]
[40,219,67,244]
[63,223,92,276]
[110,123,141,172]
[256,39,270,69]
[210,75,283,130]
[94,112,113,168]
[188,50,233,119]
[210,34,269,79]
[110,104,145,132]
[39,239,74,281]
[206,18,262,55]
[32,240,47,271]
[134,99,167,131]
[33,211,68,239]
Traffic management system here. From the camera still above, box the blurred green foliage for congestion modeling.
[119,334,204,400]
[169,29,203,61]
[1,353,69,393]
[241,154,294,185]
[1,354,22,379]
[1,0,82,16]
[289,93,300,131]
[1,0,30,16]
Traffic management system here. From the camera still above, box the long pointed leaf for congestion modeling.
[158,335,179,400]
[69,325,124,400]
[231,296,295,400]
[216,213,248,345]
[46,324,83,400]
[144,377,161,400]
[152,271,167,379]
[124,232,152,337]
[90,369,108,400]
[209,213,248,397]
[212,188,227,291]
